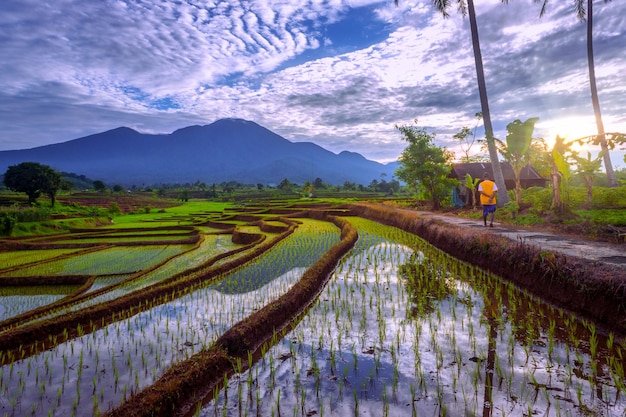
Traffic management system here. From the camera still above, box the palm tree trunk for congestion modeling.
[467,0,509,205]
[515,171,522,205]
[587,0,616,186]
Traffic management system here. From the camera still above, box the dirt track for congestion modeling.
[414,211,626,268]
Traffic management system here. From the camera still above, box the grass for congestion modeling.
[0,249,84,270]
[575,208,626,226]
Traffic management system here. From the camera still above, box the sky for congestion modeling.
[1,0,625,167]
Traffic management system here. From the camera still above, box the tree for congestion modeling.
[397,0,510,205]
[395,123,458,210]
[178,189,190,202]
[60,179,74,195]
[343,181,357,191]
[453,112,483,162]
[277,178,292,191]
[551,135,573,213]
[537,0,616,186]
[572,150,604,206]
[3,162,62,206]
[464,173,480,208]
[525,137,553,179]
[93,180,106,192]
[113,184,124,193]
[499,117,539,204]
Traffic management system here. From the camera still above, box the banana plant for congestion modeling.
[571,150,605,206]
[464,173,480,209]
[501,117,539,204]
[551,135,572,214]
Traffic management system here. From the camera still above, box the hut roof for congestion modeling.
[450,162,544,182]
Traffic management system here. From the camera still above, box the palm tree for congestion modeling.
[394,0,510,205]
[537,0,616,186]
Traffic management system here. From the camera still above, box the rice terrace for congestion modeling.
[0,199,625,417]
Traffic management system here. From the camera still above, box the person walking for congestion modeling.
[478,172,498,227]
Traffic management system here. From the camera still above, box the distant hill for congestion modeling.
[0,119,398,186]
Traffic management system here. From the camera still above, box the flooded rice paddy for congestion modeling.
[203,218,626,417]
[0,220,338,416]
[0,214,624,417]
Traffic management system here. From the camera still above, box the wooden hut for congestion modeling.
[450,162,547,206]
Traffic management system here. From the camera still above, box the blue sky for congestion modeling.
[1,0,625,166]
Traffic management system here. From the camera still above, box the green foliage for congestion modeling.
[3,162,62,206]
[550,135,573,213]
[464,174,480,207]
[571,151,604,205]
[526,138,552,179]
[453,119,483,162]
[501,200,520,217]
[178,189,190,202]
[109,202,122,216]
[577,208,626,226]
[277,178,292,190]
[0,206,51,222]
[521,186,626,226]
[590,186,626,208]
[505,118,538,156]
[93,180,106,192]
[552,149,571,181]
[521,187,555,215]
[395,122,458,209]
[501,117,539,204]
[0,212,17,235]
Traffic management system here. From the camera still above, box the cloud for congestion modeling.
[1,0,625,167]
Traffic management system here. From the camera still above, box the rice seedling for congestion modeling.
[3,203,626,417]
[201,216,626,417]
[0,215,341,416]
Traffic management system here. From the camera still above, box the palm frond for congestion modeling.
[456,0,468,17]
[431,0,451,17]
[575,0,586,21]
[534,0,549,17]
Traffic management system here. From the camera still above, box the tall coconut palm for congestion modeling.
[395,0,510,205]
[537,0,616,186]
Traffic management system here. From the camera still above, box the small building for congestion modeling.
[450,162,547,206]
[451,162,546,189]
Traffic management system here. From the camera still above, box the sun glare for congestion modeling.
[543,116,598,151]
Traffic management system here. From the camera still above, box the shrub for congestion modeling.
[591,186,626,208]
[0,212,17,235]
[109,202,122,216]
[0,206,51,223]
[521,187,552,215]
[501,200,520,218]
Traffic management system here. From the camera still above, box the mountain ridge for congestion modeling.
[0,118,398,186]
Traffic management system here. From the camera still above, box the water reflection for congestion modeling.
[204,219,626,416]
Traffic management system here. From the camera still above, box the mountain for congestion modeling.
[0,119,398,186]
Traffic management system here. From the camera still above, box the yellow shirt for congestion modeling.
[478,180,497,205]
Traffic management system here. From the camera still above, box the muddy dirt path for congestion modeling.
[415,211,626,268]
